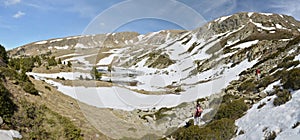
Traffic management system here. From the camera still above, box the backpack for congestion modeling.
[195,107,202,117]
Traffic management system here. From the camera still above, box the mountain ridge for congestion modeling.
[4,12,300,139]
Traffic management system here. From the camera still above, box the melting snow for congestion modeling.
[217,15,230,23]
[248,12,254,17]
[252,21,276,30]
[0,130,22,139]
[263,80,280,93]
[50,39,63,43]
[275,24,285,29]
[260,13,273,16]
[28,72,91,80]
[31,58,258,111]
[35,40,47,45]
[235,89,300,140]
[97,54,116,65]
[54,46,69,50]
[57,53,79,59]
[294,54,300,61]
[231,40,259,49]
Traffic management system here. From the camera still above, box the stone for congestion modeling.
[0,117,3,125]
[259,92,267,98]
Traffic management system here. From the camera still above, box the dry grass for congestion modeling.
[51,78,113,87]
[28,78,111,140]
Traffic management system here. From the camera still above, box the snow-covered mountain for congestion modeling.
[9,12,300,139]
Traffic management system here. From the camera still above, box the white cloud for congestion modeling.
[13,11,25,18]
[270,0,300,20]
[4,0,21,6]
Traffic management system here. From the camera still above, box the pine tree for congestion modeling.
[0,44,8,64]
[79,75,84,80]
[67,61,72,67]
[58,58,62,64]
[90,66,101,80]
[48,56,57,66]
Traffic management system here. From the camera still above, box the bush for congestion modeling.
[258,76,275,88]
[48,56,57,66]
[214,99,248,120]
[277,61,299,69]
[282,56,295,63]
[238,80,257,92]
[0,44,8,64]
[281,68,300,90]
[23,82,39,95]
[171,118,236,140]
[11,100,83,140]
[273,89,291,106]
[0,82,16,122]
[221,94,240,104]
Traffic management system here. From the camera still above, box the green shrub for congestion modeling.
[277,61,299,69]
[0,44,8,64]
[281,68,300,90]
[171,118,236,140]
[11,100,83,140]
[141,107,172,121]
[273,89,291,106]
[282,56,295,63]
[258,76,275,88]
[214,99,248,120]
[0,67,39,95]
[0,82,16,122]
[238,80,257,92]
[221,94,240,104]
[23,82,39,95]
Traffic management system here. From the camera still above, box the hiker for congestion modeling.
[194,103,203,125]
[256,68,261,81]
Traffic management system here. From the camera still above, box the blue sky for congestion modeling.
[1,0,300,49]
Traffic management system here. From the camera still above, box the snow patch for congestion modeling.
[54,46,69,50]
[247,12,254,17]
[27,72,92,80]
[0,130,22,139]
[35,40,47,45]
[231,40,259,49]
[294,54,300,61]
[97,54,116,65]
[269,31,276,33]
[252,21,276,30]
[50,39,63,43]
[275,24,285,29]
[260,13,273,16]
[263,80,280,93]
[235,90,300,140]
[217,15,230,23]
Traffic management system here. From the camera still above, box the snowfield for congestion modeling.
[235,89,300,140]
[28,58,258,111]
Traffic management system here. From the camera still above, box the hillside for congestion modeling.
[5,12,300,139]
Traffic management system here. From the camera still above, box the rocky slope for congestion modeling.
[7,12,300,139]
